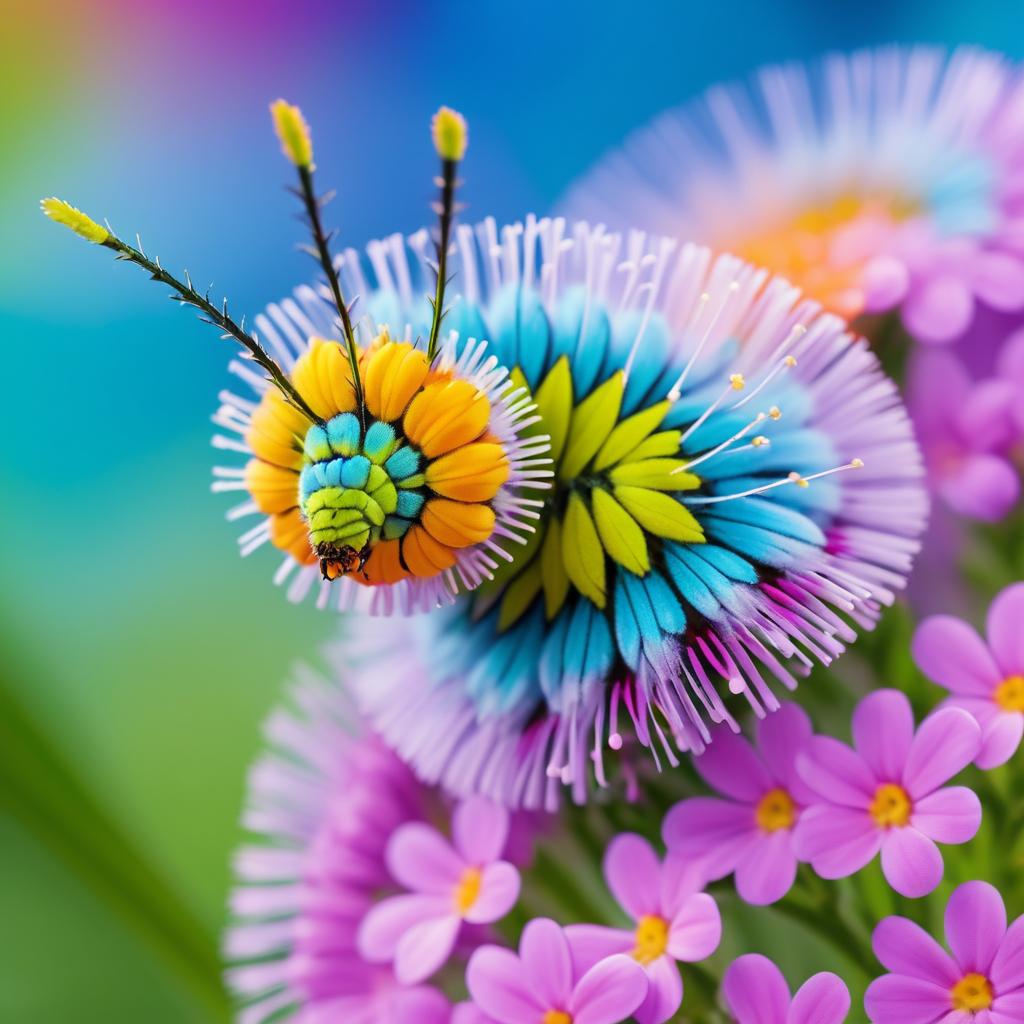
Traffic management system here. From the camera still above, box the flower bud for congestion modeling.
[40,197,109,243]
[431,106,468,162]
[270,99,313,168]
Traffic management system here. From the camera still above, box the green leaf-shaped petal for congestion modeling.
[533,356,574,464]
[497,559,544,631]
[470,519,546,614]
[562,492,606,607]
[591,487,649,575]
[622,429,682,462]
[540,516,570,619]
[609,458,700,491]
[560,372,624,481]
[615,485,705,543]
[593,401,669,471]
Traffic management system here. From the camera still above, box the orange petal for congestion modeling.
[361,538,409,584]
[403,379,490,457]
[291,338,358,420]
[247,390,309,469]
[364,340,430,422]
[245,459,300,514]
[425,443,510,502]
[422,499,496,548]
[269,508,315,564]
[400,525,457,577]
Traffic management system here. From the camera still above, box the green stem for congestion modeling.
[295,166,364,417]
[426,157,457,362]
[101,235,321,425]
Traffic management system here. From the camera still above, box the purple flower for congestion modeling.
[358,796,521,984]
[662,703,816,905]
[908,348,1020,522]
[865,880,1024,1023]
[723,954,850,1023]
[564,834,721,1023]
[467,917,649,1024]
[913,582,1024,769]
[793,689,981,898]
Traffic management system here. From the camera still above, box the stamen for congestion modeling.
[679,373,745,443]
[732,348,801,410]
[674,411,768,473]
[683,458,865,504]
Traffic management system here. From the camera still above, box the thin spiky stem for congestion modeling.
[295,166,364,418]
[426,158,458,362]
[100,232,323,424]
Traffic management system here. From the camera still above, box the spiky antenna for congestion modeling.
[40,198,322,424]
[426,106,468,363]
[271,100,365,420]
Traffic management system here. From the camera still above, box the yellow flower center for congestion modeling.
[995,675,1024,712]
[755,787,797,832]
[870,783,912,828]
[542,1012,572,1024]
[453,866,482,914]
[951,972,994,1011]
[631,914,670,965]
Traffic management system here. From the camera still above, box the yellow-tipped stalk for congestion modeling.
[431,106,468,162]
[270,99,313,169]
[40,198,109,244]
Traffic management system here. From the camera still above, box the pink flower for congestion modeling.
[913,582,1024,769]
[662,703,816,905]
[358,796,521,984]
[723,954,850,1023]
[564,834,721,1023]
[467,917,649,1024]
[793,689,981,898]
[865,881,1024,1023]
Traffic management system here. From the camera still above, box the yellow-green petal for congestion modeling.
[540,516,571,619]
[593,401,669,471]
[497,559,544,631]
[614,485,705,543]
[591,487,649,575]
[534,356,574,463]
[560,372,624,481]
[609,458,701,491]
[621,429,683,462]
[562,492,606,607]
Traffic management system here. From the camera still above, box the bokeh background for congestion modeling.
[3,1,1023,1019]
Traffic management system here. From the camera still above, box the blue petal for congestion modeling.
[385,446,421,480]
[489,284,552,389]
[326,413,361,457]
[339,455,371,489]
[553,286,611,400]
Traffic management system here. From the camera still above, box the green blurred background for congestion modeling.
[3,0,1023,1019]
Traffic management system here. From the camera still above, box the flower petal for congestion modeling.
[635,954,683,1024]
[987,583,1024,677]
[796,737,876,807]
[787,972,851,1024]
[693,726,772,801]
[667,892,722,962]
[912,615,1001,696]
[976,710,1024,770]
[467,945,543,1023]
[387,822,464,893]
[757,702,813,794]
[394,913,461,984]
[453,796,510,865]
[991,916,1024,993]
[939,454,1020,522]
[734,830,798,905]
[903,274,974,344]
[662,798,756,875]
[880,828,944,899]
[873,915,959,987]
[912,787,982,845]
[864,974,954,1024]
[945,881,1007,974]
[604,832,662,918]
[357,893,448,962]
[570,953,649,1024]
[903,708,981,798]
[853,689,915,782]
[564,923,633,976]
[464,861,521,924]
[793,805,880,879]
[520,916,575,1009]
[722,953,789,1024]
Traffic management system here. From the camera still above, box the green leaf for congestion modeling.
[540,516,571,619]
[614,485,705,543]
[609,458,700,491]
[591,487,649,575]
[560,372,624,481]
[533,356,574,464]
[562,492,607,607]
[593,401,669,471]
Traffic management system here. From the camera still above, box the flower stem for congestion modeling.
[426,158,458,363]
